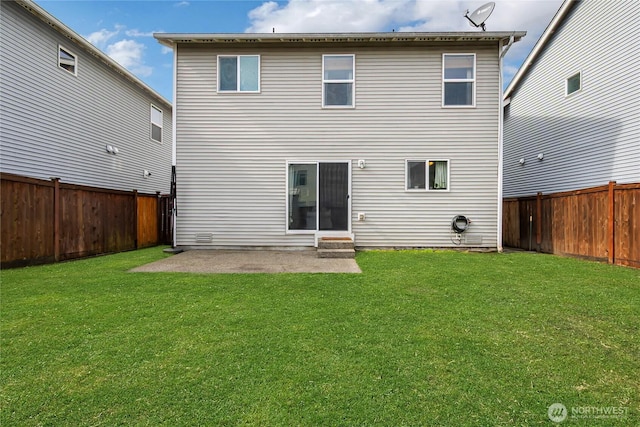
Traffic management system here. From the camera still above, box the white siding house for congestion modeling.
[503,0,640,197]
[155,32,524,250]
[0,0,172,194]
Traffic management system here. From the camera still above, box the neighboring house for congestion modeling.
[155,31,524,250]
[0,0,172,194]
[503,0,639,197]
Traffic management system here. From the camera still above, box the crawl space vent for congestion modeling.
[195,233,214,243]
[464,235,483,245]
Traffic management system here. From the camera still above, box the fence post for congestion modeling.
[536,192,542,251]
[52,177,61,262]
[156,191,161,246]
[608,181,616,264]
[133,189,139,249]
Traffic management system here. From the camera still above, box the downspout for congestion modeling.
[172,43,178,248]
[496,36,514,253]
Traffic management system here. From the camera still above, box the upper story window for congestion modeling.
[59,45,77,76]
[218,55,260,92]
[151,105,163,143]
[323,54,355,108]
[443,54,475,107]
[406,159,450,191]
[566,71,581,96]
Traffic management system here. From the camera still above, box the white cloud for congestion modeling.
[175,1,190,7]
[247,0,413,33]
[85,28,119,48]
[503,64,520,77]
[125,29,157,37]
[246,0,562,34]
[161,46,173,55]
[396,1,561,32]
[106,39,153,77]
[84,25,156,78]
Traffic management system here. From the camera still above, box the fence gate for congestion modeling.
[158,195,174,245]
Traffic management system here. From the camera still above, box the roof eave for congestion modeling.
[154,31,526,47]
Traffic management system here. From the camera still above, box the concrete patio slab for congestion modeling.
[129,249,361,274]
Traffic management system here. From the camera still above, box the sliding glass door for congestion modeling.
[288,162,349,232]
[288,164,317,231]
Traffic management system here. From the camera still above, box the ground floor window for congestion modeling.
[406,159,449,191]
[287,162,349,232]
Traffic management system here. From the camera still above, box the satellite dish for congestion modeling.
[464,2,495,31]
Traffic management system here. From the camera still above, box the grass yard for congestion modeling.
[1,248,638,426]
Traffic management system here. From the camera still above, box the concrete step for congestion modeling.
[317,248,356,259]
[318,237,355,250]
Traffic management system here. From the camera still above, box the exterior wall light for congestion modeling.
[105,145,119,155]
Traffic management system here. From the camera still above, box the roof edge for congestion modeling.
[18,0,171,108]
[154,31,526,47]
[503,0,576,99]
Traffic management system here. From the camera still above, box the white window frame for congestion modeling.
[565,71,582,97]
[58,45,77,76]
[322,54,355,108]
[217,55,260,93]
[442,53,476,108]
[150,104,163,143]
[405,159,451,192]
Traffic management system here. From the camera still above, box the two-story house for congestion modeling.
[503,0,639,197]
[500,0,638,266]
[1,0,172,194]
[155,32,524,251]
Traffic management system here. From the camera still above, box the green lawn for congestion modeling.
[1,248,638,426]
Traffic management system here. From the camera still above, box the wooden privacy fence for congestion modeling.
[503,182,639,268]
[1,173,173,268]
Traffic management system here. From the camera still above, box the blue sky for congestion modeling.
[38,0,564,102]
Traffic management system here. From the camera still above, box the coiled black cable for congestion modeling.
[451,215,470,233]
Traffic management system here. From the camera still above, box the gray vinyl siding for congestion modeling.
[0,1,172,194]
[175,43,501,248]
[503,0,640,197]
